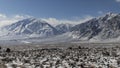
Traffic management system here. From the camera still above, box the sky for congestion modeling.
[0,0,120,26]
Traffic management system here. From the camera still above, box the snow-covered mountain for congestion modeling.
[3,18,58,38]
[55,23,73,34]
[71,13,120,41]
[1,12,120,43]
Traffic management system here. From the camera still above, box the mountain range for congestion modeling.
[1,12,120,43]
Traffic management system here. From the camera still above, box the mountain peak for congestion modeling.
[3,18,59,37]
[105,12,118,17]
[106,12,116,15]
[71,12,120,40]
[98,12,118,21]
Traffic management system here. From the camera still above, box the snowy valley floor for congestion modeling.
[0,43,120,68]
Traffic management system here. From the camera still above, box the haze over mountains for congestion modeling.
[0,12,120,43]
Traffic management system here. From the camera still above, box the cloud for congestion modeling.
[41,15,94,26]
[0,14,31,27]
[98,11,103,14]
[115,0,120,2]
[0,14,6,19]
[0,13,94,27]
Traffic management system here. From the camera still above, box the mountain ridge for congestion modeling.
[1,12,120,43]
[71,12,120,40]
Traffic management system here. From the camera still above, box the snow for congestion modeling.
[1,18,58,38]
[21,41,31,44]
[0,13,120,44]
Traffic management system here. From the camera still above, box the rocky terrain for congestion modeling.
[0,43,120,68]
[71,13,120,41]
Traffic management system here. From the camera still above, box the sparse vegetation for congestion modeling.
[5,48,11,53]
[0,44,119,68]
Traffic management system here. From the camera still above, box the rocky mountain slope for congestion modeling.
[55,23,73,34]
[2,13,120,42]
[71,13,120,41]
[3,18,59,37]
